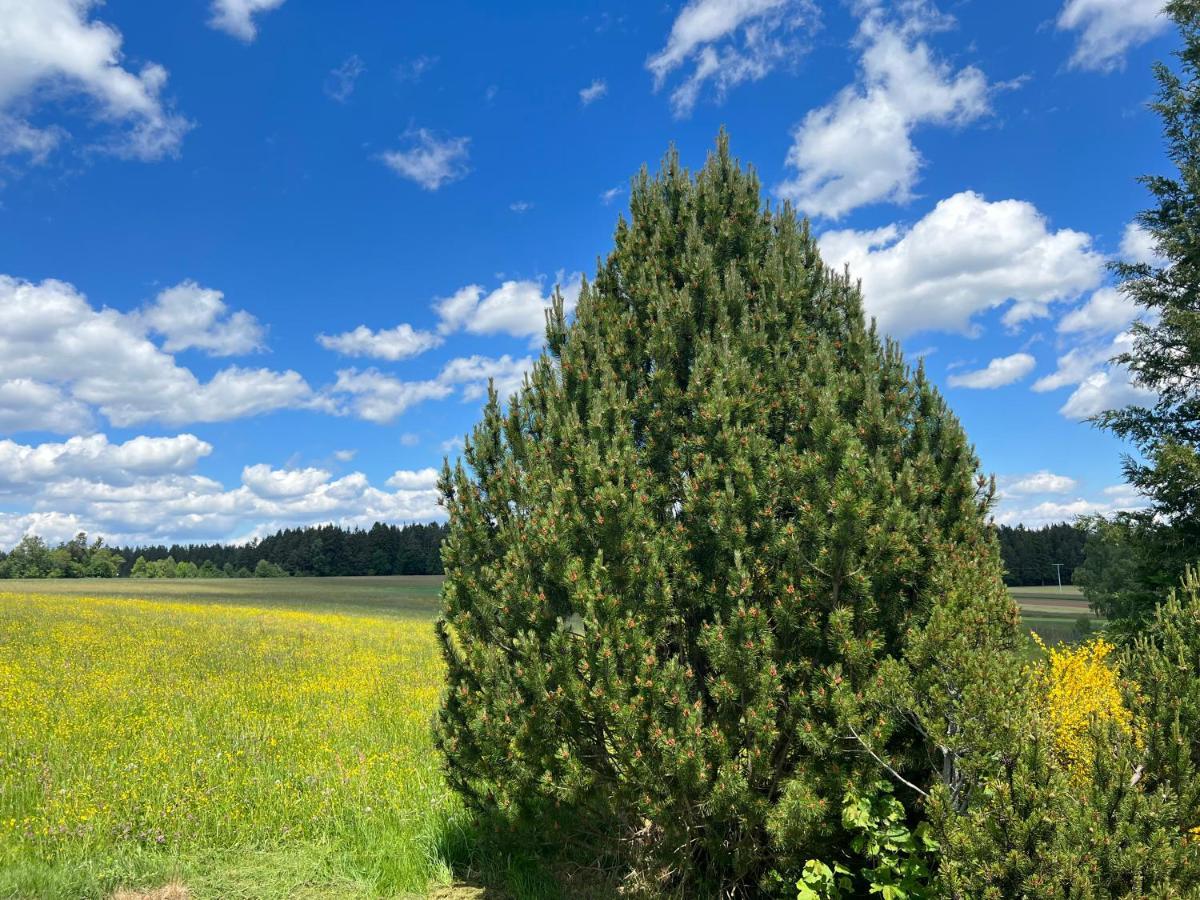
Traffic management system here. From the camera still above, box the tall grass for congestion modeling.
[0,592,460,899]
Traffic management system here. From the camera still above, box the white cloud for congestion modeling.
[0,434,211,491]
[434,273,583,342]
[1033,330,1156,419]
[1057,0,1167,73]
[777,7,990,218]
[380,128,470,190]
[818,191,1105,337]
[325,54,365,102]
[648,0,817,117]
[0,379,92,434]
[1057,286,1140,336]
[208,0,287,42]
[1120,221,1166,267]
[1058,368,1155,419]
[580,79,608,105]
[0,449,446,549]
[317,324,443,361]
[0,0,189,162]
[328,369,451,424]
[333,449,357,462]
[242,463,331,499]
[510,201,533,213]
[385,467,439,490]
[947,352,1036,388]
[439,354,534,401]
[0,275,317,430]
[992,493,1144,528]
[139,281,265,356]
[600,185,624,205]
[999,470,1078,495]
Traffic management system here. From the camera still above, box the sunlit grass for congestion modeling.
[0,592,463,899]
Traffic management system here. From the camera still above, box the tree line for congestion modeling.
[0,521,448,579]
[995,522,1086,586]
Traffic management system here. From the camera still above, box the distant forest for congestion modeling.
[0,520,1080,585]
[995,522,1086,587]
[0,522,448,579]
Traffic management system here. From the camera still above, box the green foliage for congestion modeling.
[927,575,1200,898]
[931,716,1198,898]
[1089,0,1200,625]
[1123,566,1200,825]
[0,533,123,579]
[254,559,288,578]
[798,781,937,900]
[435,134,1008,894]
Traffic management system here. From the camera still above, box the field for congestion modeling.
[0,579,473,900]
[1009,584,1100,646]
[0,577,1098,899]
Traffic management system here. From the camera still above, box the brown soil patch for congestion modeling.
[109,883,189,900]
[428,886,491,899]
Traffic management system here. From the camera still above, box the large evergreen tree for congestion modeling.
[1092,0,1200,623]
[435,135,1014,893]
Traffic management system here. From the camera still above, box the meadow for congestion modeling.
[0,577,1099,899]
[0,581,470,900]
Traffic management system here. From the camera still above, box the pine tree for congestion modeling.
[435,134,1009,894]
[1093,0,1200,622]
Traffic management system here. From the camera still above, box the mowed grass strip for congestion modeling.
[0,591,462,899]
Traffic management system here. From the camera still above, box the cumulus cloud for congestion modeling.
[1057,0,1167,73]
[241,463,331,499]
[947,353,1036,388]
[139,281,265,355]
[438,354,535,401]
[327,369,451,424]
[434,273,583,342]
[648,0,818,117]
[818,191,1105,337]
[999,470,1078,495]
[317,324,443,361]
[325,352,537,424]
[992,492,1144,528]
[380,128,470,190]
[0,380,93,434]
[0,0,190,163]
[385,467,439,490]
[1120,221,1166,267]
[1057,286,1141,336]
[1033,330,1156,419]
[0,450,446,549]
[0,275,317,431]
[208,0,287,42]
[0,434,211,492]
[777,5,990,218]
[580,79,608,105]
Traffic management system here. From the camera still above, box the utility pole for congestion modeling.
[1053,563,1064,593]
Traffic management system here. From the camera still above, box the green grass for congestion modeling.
[0,580,570,900]
[0,575,445,619]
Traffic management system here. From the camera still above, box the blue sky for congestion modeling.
[0,0,1176,547]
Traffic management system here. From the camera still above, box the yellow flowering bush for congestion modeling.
[1029,634,1138,782]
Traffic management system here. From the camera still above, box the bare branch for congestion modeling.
[846,722,929,798]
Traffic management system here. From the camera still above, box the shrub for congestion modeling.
[1029,635,1137,784]
[1123,566,1200,824]
[435,135,1011,894]
[931,616,1200,898]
